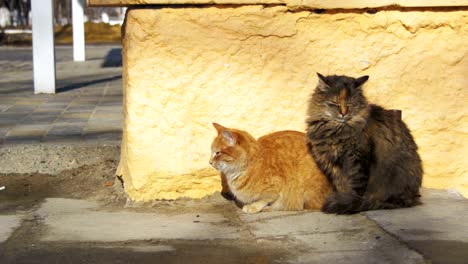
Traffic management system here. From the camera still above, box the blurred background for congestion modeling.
[0,0,123,45]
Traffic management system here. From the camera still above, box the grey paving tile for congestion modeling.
[20,115,58,125]
[4,126,48,143]
[98,101,122,107]
[4,136,43,144]
[33,108,64,115]
[65,105,96,113]
[90,115,123,121]
[5,105,36,113]
[15,99,47,106]
[72,101,100,107]
[86,123,122,132]
[80,89,106,96]
[0,113,25,126]
[42,135,83,143]
[84,124,122,133]
[0,105,12,112]
[61,112,92,119]
[0,128,9,137]
[83,132,122,143]
[65,102,95,108]
[47,125,83,136]
[0,97,20,104]
[49,95,75,101]
[0,215,23,243]
[95,106,123,113]
[35,106,67,112]
[7,124,51,136]
[0,46,123,145]
[41,102,70,108]
[44,128,84,143]
[54,118,89,125]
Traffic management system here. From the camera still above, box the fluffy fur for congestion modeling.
[210,123,332,213]
[306,73,423,214]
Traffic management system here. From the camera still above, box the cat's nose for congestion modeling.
[209,158,214,165]
[339,107,348,117]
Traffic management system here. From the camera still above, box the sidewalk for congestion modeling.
[0,189,467,263]
[0,45,123,145]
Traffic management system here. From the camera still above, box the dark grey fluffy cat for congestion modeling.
[306,73,423,214]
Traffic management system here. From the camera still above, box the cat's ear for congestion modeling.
[221,130,237,146]
[355,75,369,88]
[213,123,237,145]
[316,72,330,91]
[212,123,225,134]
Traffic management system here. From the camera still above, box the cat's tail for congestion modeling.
[321,192,420,214]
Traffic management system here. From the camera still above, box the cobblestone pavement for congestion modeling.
[0,45,123,145]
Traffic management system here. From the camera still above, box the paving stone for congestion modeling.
[48,97,74,103]
[4,136,43,144]
[242,211,424,263]
[0,113,24,126]
[100,95,122,101]
[61,112,92,119]
[20,115,58,125]
[32,108,64,114]
[76,95,102,102]
[65,105,95,113]
[90,115,123,122]
[83,132,122,143]
[0,98,19,105]
[34,106,67,112]
[41,102,70,108]
[95,105,123,112]
[47,125,83,136]
[365,189,468,264]
[15,100,46,106]
[5,105,36,113]
[0,104,12,112]
[37,198,240,242]
[85,124,122,133]
[42,134,84,144]
[0,215,22,243]
[0,46,122,145]
[54,117,90,124]
[6,125,50,141]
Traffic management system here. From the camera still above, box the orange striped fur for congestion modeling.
[210,123,332,213]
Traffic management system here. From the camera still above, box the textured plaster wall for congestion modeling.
[121,6,468,201]
[88,0,468,8]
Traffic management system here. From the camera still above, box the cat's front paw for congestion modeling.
[242,204,262,214]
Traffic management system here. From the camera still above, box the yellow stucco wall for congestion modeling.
[120,6,468,201]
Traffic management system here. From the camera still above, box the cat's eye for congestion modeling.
[326,102,339,107]
[215,151,221,156]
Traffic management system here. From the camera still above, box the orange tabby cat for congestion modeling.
[209,123,332,213]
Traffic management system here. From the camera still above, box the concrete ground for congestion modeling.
[1,46,468,263]
[0,189,467,264]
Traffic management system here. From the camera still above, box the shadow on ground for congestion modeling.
[0,241,285,264]
[101,48,122,68]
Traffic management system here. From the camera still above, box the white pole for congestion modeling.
[31,0,56,94]
[72,0,85,61]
